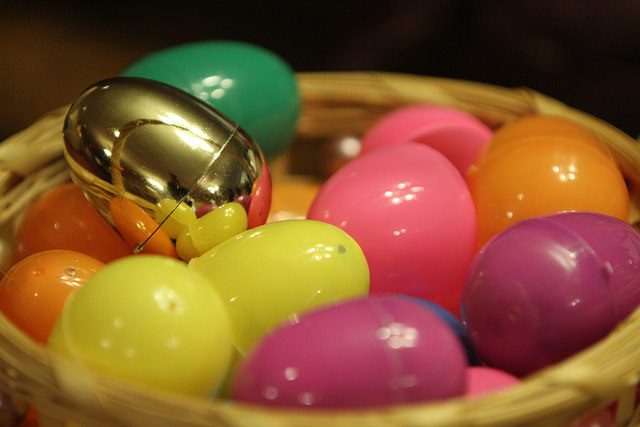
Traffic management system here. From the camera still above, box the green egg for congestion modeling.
[188,219,370,356]
[120,40,300,158]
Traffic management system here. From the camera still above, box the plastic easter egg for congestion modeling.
[488,114,610,158]
[109,197,178,258]
[572,407,615,427]
[307,142,477,316]
[121,40,300,158]
[63,77,270,243]
[540,211,640,322]
[462,215,618,376]
[20,407,38,426]
[153,198,197,239]
[189,219,369,355]
[467,135,629,247]
[15,182,131,263]
[471,115,614,193]
[0,250,103,344]
[465,366,520,397]
[360,104,492,176]
[48,255,233,397]
[176,202,248,261]
[400,296,480,365]
[246,164,272,229]
[231,296,467,408]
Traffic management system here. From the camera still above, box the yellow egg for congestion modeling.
[188,219,369,355]
[154,198,197,239]
[176,202,248,261]
[48,255,233,397]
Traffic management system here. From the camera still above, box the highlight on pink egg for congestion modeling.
[308,142,477,317]
[360,104,493,177]
[465,366,520,397]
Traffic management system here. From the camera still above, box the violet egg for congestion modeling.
[541,211,640,322]
[231,296,467,408]
[462,213,619,377]
[307,142,477,317]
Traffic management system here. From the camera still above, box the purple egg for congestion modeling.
[231,296,467,408]
[542,211,640,322]
[462,214,618,376]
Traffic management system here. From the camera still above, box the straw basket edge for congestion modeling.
[0,72,638,426]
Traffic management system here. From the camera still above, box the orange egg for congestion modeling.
[468,135,630,247]
[0,249,104,344]
[109,196,178,258]
[471,115,613,170]
[15,182,131,264]
[489,115,611,158]
[267,176,322,222]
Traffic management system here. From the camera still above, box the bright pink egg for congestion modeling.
[307,142,477,316]
[465,366,520,397]
[231,296,467,408]
[360,104,493,176]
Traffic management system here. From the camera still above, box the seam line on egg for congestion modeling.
[134,124,239,253]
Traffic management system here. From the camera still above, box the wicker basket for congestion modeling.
[1,72,640,427]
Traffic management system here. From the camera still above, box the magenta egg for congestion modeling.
[540,211,640,322]
[462,213,619,376]
[359,104,493,176]
[307,142,477,316]
[231,296,467,408]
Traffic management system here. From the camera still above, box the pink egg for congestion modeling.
[465,366,520,397]
[360,104,493,176]
[307,142,477,316]
[572,407,615,427]
[231,296,467,408]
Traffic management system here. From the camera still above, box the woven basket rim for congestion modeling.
[0,71,639,426]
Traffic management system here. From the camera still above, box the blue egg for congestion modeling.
[399,295,481,365]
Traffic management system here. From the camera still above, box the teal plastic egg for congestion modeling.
[120,40,300,158]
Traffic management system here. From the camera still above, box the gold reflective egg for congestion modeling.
[62,77,271,230]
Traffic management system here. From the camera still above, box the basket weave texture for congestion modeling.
[0,72,639,426]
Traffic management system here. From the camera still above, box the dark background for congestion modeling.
[1,0,639,141]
